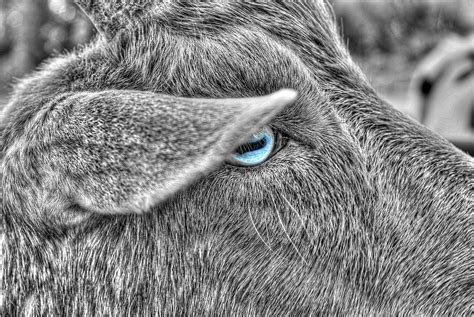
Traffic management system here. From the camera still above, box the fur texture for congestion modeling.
[1,1,473,315]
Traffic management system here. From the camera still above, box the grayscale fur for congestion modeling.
[1,1,473,315]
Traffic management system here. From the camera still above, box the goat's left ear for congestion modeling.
[75,0,152,39]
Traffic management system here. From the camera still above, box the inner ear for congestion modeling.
[75,1,153,39]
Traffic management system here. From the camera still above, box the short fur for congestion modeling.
[1,1,473,315]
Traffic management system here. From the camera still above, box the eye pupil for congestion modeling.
[235,137,267,155]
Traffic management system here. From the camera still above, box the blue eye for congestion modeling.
[228,126,275,167]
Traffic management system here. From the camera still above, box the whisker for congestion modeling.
[269,191,308,265]
[248,206,274,253]
[281,194,315,248]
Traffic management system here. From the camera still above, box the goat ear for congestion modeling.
[75,0,153,39]
[30,89,297,215]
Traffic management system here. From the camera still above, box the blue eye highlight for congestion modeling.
[229,126,275,166]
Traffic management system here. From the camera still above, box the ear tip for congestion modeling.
[270,89,299,105]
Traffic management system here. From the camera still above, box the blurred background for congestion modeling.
[0,0,94,100]
[0,0,473,146]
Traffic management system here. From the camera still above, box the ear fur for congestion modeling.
[3,89,297,216]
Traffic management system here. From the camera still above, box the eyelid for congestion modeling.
[271,132,288,157]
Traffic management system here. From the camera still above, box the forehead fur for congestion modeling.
[85,0,356,96]
[79,1,345,62]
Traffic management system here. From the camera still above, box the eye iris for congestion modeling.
[230,126,275,166]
